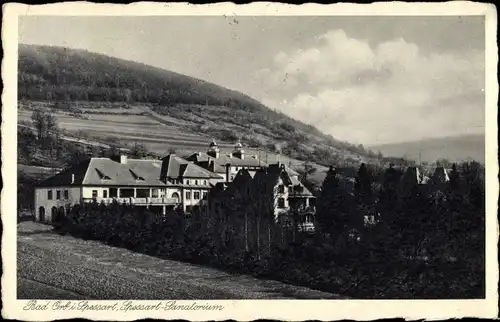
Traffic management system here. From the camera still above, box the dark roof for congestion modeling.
[187,151,266,172]
[37,155,222,187]
[160,154,220,179]
[431,167,450,183]
[225,168,253,195]
[37,160,90,187]
[402,166,430,185]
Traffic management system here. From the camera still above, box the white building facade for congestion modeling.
[34,154,224,223]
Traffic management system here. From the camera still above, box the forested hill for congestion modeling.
[18,44,384,167]
[18,44,271,113]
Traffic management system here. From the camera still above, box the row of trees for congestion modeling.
[57,159,485,298]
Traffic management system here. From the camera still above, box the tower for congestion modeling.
[233,141,244,159]
[207,139,220,158]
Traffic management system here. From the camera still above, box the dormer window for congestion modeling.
[129,169,145,181]
[294,185,304,193]
[95,169,111,180]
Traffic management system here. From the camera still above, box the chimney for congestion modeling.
[71,174,75,184]
[225,163,231,183]
[120,155,128,164]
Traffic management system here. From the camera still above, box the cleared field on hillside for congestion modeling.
[18,106,328,185]
[18,109,211,142]
[18,164,60,178]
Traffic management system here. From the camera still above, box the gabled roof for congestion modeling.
[160,154,222,179]
[252,165,291,191]
[187,151,265,171]
[431,167,450,183]
[83,158,165,186]
[37,160,90,187]
[226,168,253,195]
[37,155,222,187]
[402,166,427,185]
[196,160,226,174]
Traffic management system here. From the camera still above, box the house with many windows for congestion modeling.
[208,162,316,232]
[187,140,266,182]
[34,153,223,223]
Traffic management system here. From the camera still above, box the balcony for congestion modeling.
[82,197,179,206]
[298,222,315,233]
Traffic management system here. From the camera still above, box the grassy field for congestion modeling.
[17,222,344,299]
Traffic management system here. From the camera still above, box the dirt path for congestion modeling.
[17,222,345,300]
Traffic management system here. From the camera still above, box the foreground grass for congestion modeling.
[17,222,344,300]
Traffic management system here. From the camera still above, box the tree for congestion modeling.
[377,164,402,218]
[354,163,373,201]
[435,158,451,168]
[104,144,120,158]
[298,161,317,183]
[448,163,461,192]
[130,142,148,158]
[31,109,57,140]
[316,166,352,242]
[353,163,376,230]
[18,126,37,162]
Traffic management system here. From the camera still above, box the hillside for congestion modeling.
[18,44,382,170]
[369,134,485,164]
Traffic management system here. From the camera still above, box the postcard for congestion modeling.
[2,1,498,320]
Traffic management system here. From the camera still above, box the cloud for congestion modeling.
[256,29,485,145]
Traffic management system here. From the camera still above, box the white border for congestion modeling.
[2,2,498,320]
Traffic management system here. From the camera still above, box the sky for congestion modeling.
[19,15,485,146]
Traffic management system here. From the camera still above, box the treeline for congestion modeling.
[57,161,485,298]
[19,44,268,114]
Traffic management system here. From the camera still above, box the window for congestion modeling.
[186,180,190,185]
[109,188,118,197]
[48,190,53,200]
[278,185,285,193]
[103,190,108,198]
[129,169,145,181]
[310,198,316,207]
[92,190,98,198]
[119,188,134,198]
[194,192,200,200]
[195,180,198,185]
[56,190,61,200]
[186,191,191,199]
[278,198,286,209]
[95,169,111,180]
[136,189,150,198]
[202,191,208,200]
[64,190,69,199]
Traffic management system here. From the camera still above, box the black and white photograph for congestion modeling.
[2,1,498,320]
